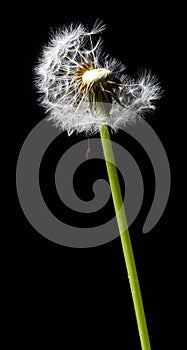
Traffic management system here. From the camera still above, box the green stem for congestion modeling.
[99,125,151,350]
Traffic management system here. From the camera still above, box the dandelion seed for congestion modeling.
[35,20,161,136]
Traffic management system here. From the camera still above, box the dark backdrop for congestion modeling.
[2,1,185,349]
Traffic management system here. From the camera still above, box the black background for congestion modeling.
[3,1,185,349]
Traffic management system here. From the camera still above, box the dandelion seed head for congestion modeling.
[35,20,162,135]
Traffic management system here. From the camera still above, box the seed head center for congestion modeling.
[82,68,112,86]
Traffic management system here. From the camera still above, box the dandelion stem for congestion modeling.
[99,124,151,350]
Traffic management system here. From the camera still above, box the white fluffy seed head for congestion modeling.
[35,20,162,135]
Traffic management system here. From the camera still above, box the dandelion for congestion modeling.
[35,19,161,135]
[35,20,161,350]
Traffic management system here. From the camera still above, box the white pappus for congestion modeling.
[35,19,162,135]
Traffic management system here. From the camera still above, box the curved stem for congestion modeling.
[99,125,151,350]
